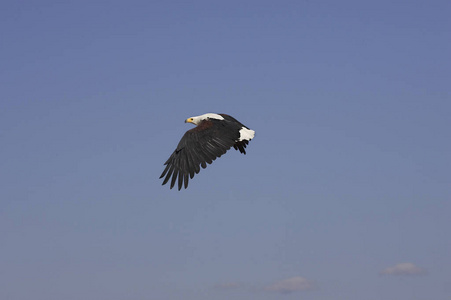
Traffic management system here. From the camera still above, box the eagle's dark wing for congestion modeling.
[233,139,249,154]
[219,114,250,154]
[160,119,240,190]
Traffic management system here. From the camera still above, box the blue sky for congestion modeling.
[1,1,450,299]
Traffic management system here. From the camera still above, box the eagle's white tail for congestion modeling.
[238,127,255,141]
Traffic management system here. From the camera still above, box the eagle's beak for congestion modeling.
[185,118,193,123]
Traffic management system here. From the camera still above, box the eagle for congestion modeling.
[160,113,255,190]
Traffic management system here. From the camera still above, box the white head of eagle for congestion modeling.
[160,113,255,190]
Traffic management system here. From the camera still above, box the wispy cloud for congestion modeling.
[380,262,427,276]
[264,276,315,294]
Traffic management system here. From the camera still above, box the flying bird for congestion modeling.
[160,113,255,190]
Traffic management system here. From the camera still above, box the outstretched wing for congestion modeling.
[160,119,240,190]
